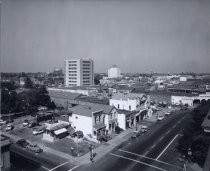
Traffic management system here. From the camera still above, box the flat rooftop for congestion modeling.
[48,86,99,90]
[1,135,11,147]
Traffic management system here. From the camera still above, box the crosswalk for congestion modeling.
[109,149,183,171]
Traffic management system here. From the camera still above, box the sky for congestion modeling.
[1,0,210,73]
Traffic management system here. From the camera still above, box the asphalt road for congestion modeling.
[75,109,191,171]
[10,143,76,171]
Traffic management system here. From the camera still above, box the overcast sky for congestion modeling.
[1,0,210,73]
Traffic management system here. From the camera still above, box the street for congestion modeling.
[75,109,191,171]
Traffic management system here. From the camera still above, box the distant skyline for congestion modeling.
[1,0,210,73]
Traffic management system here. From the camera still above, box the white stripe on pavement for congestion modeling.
[110,153,166,171]
[119,149,182,169]
[49,161,69,171]
[41,165,50,171]
[68,165,79,171]
[159,136,164,141]
[156,134,179,160]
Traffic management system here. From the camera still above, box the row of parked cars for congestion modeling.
[157,110,173,121]
[16,139,43,153]
[0,119,15,131]
[22,120,45,135]
[131,125,149,139]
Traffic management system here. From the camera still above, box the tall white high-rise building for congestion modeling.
[108,65,121,78]
[64,59,94,87]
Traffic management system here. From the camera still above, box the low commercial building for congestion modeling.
[117,109,152,130]
[171,92,210,106]
[48,86,98,96]
[48,88,109,108]
[69,103,118,140]
[43,120,70,142]
[1,135,11,171]
[109,92,149,111]
[48,89,82,108]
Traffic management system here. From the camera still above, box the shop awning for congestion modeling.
[54,128,68,135]
[93,123,106,130]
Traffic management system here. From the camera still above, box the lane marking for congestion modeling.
[41,166,50,171]
[166,130,170,134]
[119,149,182,169]
[156,134,179,160]
[119,149,156,161]
[110,153,166,171]
[49,161,69,171]
[172,125,176,129]
[159,136,164,141]
[144,150,149,156]
[151,144,156,149]
[68,165,79,171]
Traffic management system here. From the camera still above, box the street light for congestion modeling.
[135,119,138,131]
[89,144,94,162]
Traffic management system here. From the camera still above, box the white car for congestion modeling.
[165,112,171,116]
[157,116,164,121]
[5,124,14,131]
[0,120,7,125]
[33,129,44,135]
[23,122,29,127]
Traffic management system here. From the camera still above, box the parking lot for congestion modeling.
[6,119,98,157]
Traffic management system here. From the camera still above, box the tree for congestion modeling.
[94,74,102,85]
[24,77,33,88]
[1,89,18,114]
[35,86,56,110]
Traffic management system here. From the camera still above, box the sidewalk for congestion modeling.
[74,115,158,165]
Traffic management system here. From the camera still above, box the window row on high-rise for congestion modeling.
[68,67,77,70]
[68,64,77,67]
[68,61,77,63]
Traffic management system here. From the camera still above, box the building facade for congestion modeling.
[64,59,94,87]
[1,135,11,171]
[171,92,210,106]
[108,65,121,78]
[69,104,118,140]
[109,92,149,111]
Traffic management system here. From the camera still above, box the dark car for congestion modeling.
[28,122,38,128]
[73,131,84,138]
[26,143,43,153]
[131,131,141,139]
[16,139,29,148]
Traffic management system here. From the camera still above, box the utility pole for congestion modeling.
[183,164,186,171]
[135,119,138,131]
[89,144,93,162]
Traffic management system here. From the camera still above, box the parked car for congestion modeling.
[140,125,149,133]
[168,105,172,109]
[180,107,188,111]
[33,129,44,135]
[157,116,164,121]
[131,130,141,139]
[16,139,29,148]
[0,119,8,125]
[5,124,14,131]
[165,112,171,116]
[73,130,84,138]
[28,122,38,128]
[23,120,29,127]
[26,143,43,153]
